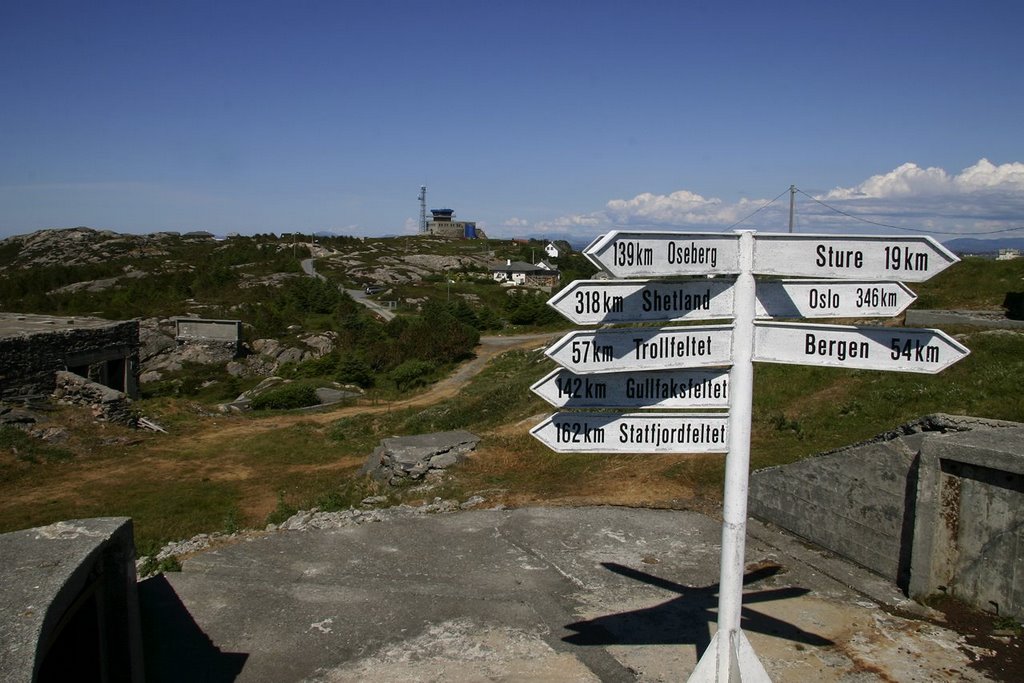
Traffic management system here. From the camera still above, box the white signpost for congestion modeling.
[544,325,733,374]
[547,279,736,325]
[531,368,731,409]
[584,231,742,277]
[535,229,968,682]
[752,233,959,281]
[753,321,969,373]
[531,412,729,453]
[754,280,917,319]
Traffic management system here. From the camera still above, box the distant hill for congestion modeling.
[942,236,1024,255]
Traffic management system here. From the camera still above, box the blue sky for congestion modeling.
[2,1,1022,241]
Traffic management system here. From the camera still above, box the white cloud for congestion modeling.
[822,159,1024,199]
[523,159,1024,242]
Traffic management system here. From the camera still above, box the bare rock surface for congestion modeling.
[359,430,481,484]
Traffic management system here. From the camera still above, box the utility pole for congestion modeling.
[788,184,796,233]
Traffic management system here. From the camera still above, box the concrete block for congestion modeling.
[0,518,143,682]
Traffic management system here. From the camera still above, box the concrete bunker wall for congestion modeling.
[0,518,143,682]
[749,414,1024,617]
[0,318,140,401]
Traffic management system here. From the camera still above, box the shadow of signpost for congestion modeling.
[563,562,832,660]
[138,574,249,682]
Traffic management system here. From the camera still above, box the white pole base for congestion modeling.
[687,629,772,683]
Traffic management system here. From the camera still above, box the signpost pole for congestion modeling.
[690,230,770,681]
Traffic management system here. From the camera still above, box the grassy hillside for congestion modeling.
[1,244,1021,552]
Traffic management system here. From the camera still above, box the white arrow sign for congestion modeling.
[753,321,970,373]
[531,368,731,409]
[752,233,958,282]
[547,279,736,325]
[530,412,729,453]
[585,231,741,278]
[756,280,917,319]
[545,325,734,374]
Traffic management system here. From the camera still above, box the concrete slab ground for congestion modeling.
[139,507,999,682]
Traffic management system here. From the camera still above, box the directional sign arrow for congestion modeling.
[530,412,730,453]
[580,234,606,271]
[752,321,970,373]
[545,325,734,374]
[752,233,958,282]
[755,280,917,319]
[531,368,731,409]
[547,279,736,325]
[584,231,741,278]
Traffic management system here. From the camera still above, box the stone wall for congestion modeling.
[53,371,137,426]
[749,414,1024,617]
[0,318,139,401]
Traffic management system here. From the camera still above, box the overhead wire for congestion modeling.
[725,187,791,230]
[795,187,1024,236]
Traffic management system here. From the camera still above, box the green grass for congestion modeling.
[749,328,1024,468]
[912,257,1024,310]
[0,427,73,465]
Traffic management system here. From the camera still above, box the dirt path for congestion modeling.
[0,332,563,530]
[185,332,560,446]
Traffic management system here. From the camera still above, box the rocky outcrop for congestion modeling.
[138,318,238,383]
[359,431,480,485]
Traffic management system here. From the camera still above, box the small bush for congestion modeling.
[250,384,319,410]
[138,554,182,577]
[266,492,298,526]
[388,359,437,392]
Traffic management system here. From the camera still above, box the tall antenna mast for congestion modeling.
[418,186,427,233]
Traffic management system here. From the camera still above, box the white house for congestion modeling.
[544,242,560,259]
[490,260,560,288]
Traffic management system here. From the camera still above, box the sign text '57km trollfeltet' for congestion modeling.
[549,278,917,325]
[544,325,733,374]
[530,412,729,454]
[531,368,731,409]
[753,321,970,373]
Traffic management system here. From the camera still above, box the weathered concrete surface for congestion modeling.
[140,507,995,682]
[0,517,143,683]
[911,425,1024,617]
[750,414,1024,619]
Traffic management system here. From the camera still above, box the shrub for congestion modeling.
[250,383,319,410]
[388,359,437,392]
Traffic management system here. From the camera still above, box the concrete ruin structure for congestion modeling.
[174,317,242,357]
[0,518,144,682]
[749,414,1024,619]
[0,313,140,402]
